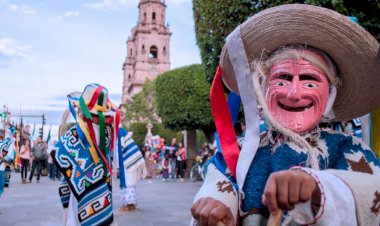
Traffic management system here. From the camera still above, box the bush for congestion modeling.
[126,122,182,146]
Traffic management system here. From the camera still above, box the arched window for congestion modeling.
[129,48,132,56]
[152,12,156,20]
[163,46,166,55]
[128,74,131,79]
[143,12,146,22]
[149,46,158,59]
[142,45,145,53]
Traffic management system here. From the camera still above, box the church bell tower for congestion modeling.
[121,0,171,103]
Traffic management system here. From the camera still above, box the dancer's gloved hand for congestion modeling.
[191,197,234,226]
[262,170,321,214]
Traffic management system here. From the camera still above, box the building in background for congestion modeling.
[121,0,171,103]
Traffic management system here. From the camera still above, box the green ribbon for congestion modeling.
[79,97,92,120]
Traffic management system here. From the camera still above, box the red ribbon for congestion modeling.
[87,85,104,110]
[210,67,240,177]
[85,119,113,175]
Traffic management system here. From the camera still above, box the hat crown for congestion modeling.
[81,83,108,110]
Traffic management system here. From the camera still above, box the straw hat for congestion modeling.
[68,83,116,117]
[220,4,380,121]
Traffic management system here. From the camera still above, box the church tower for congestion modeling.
[122,0,171,103]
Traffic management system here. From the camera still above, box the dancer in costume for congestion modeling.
[0,125,16,214]
[116,128,146,212]
[53,84,122,226]
[191,4,380,226]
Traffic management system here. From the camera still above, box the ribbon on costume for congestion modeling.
[210,67,240,177]
[371,107,380,156]
[214,92,241,154]
[68,99,100,165]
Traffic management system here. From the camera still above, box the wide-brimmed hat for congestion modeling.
[220,4,380,121]
[68,83,116,117]
[65,83,120,174]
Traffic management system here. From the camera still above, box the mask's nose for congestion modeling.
[287,80,301,101]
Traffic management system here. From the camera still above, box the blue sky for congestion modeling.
[0,0,201,141]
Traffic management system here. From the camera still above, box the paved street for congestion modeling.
[0,173,202,226]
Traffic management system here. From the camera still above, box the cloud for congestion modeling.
[84,0,190,11]
[9,4,36,15]
[64,11,80,17]
[166,0,191,4]
[56,11,80,20]
[84,0,139,11]
[0,37,34,60]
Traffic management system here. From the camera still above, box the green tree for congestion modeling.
[123,79,159,125]
[127,122,182,146]
[193,0,380,82]
[155,64,214,170]
[155,64,213,132]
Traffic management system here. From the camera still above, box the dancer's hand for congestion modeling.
[262,170,320,214]
[191,197,234,226]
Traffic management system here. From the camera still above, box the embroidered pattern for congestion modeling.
[217,180,236,196]
[59,179,71,208]
[370,191,380,216]
[346,156,373,174]
[238,129,380,218]
[53,126,113,226]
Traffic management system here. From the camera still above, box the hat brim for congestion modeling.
[68,92,115,117]
[220,4,380,121]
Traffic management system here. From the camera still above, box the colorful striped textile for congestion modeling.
[119,128,144,173]
[59,178,71,208]
[53,126,113,226]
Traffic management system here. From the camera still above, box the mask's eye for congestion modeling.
[275,81,287,86]
[304,82,318,88]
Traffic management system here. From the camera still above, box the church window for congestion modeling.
[163,46,166,55]
[142,45,145,53]
[152,12,156,20]
[143,12,147,22]
[129,48,132,56]
[128,74,131,79]
[149,46,158,59]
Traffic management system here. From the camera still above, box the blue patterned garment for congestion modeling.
[53,126,113,226]
[210,128,380,223]
[118,128,143,189]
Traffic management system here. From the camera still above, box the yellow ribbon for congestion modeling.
[372,107,380,157]
[75,111,100,164]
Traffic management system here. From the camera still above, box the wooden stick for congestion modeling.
[216,222,226,226]
[267,210,283,226]
[215,210,282,226]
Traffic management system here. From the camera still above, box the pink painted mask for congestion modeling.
[266,58,330,133]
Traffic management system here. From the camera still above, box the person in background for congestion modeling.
[117,128,146,212]
[165,137,178,181]
[19,139,31,184]
[28,136,46,183]
[47,140,58,181]
[176,142,186,181]
[145,149,157,179]
[53,83,138,225]
[161,155,171,182]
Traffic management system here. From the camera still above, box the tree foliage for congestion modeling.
[155,64,213,131]
[127,122,182,146]
[193,0,380,82]
[123,79,159,124]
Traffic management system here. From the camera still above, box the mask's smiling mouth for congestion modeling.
[278,102,313,112]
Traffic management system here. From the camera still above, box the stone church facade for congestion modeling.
[121,0,171,104]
